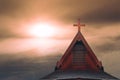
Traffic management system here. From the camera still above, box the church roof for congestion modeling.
[41,20,119,80]
[42,70,119,80]
[54,20,104,71]
[57,31,102,70]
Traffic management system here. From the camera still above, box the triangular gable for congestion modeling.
[56,31,103,71]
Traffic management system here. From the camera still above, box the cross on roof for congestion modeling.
[73,19,85,32]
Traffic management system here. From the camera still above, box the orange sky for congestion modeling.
[0,0,120,79]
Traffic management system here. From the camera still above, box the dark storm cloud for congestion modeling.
[0,0,25,16]
[0,0,120,38]
[95,35,120,53]
[0,0,17,13]
[81,2,120,23]
[96,42,119,53]
[0,0,120,22]
[114,35,120,41]
[58,0,120,23]
[0,51,61,80]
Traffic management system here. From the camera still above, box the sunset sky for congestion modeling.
[0,0,120,80]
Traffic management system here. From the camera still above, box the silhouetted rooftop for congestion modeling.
[42,70,119,80]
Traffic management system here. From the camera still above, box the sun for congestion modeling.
[29,22,56,38]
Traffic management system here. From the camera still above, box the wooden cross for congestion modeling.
[73,19,85,32]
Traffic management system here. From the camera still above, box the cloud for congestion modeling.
[0,52,61,80]
[0,50,120,80]
[45,0,120,23]
[0,0,120,79]
[95,41,120,53]
[100,52,120,78]
[96,35,120,53]
[0,0,21,15]
[81,2,120,23]
[0,0,120,38]
[114,35,120,41]
[0,0,120,22]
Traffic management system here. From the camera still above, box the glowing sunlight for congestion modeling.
[28,22,56,38]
